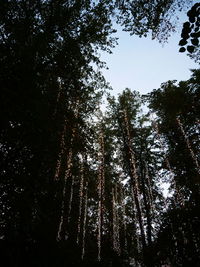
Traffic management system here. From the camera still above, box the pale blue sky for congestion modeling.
[101,11,199,95]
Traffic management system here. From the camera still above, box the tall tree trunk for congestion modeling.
[82,181,88,260]
[97,129,105,261]
[123,109,146,250]
[112,186,121,255]
[119,184,128,253]
[77,154,85,244]
[53,77,62,117]
[54,121,66,180]
[140,160,152,246]
[145,162,154,213]
[68,175,74,224]
[130,186,140,266]
[56,101,79,241]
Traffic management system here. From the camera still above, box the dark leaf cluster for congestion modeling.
[179,3,200,54]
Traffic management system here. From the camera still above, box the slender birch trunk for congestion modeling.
[119,184,128,252]
[54,122,66,180]
[140,160,152,245]
[97,129,105,261]
[56,101,79,241]
[123,109,146,249]
[77,154,85,244]
[82,181,88,260]
[67,175,74,224]
[112,186,121,255]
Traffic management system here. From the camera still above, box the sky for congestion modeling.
[100,12,199,96]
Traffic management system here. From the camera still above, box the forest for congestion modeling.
[0,1,200,266]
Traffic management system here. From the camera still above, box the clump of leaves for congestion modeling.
[179,3,200,54]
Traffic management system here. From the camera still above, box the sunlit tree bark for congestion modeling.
[122,108,146,250]
[82,181,88,260]
[57,102,79,241]
[97,129,105,261]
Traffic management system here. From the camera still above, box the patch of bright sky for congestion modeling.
[100,12,199,96]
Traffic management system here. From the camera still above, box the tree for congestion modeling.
[147,69,200,266]
[0,1,114,265]
[106,89,165,266]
